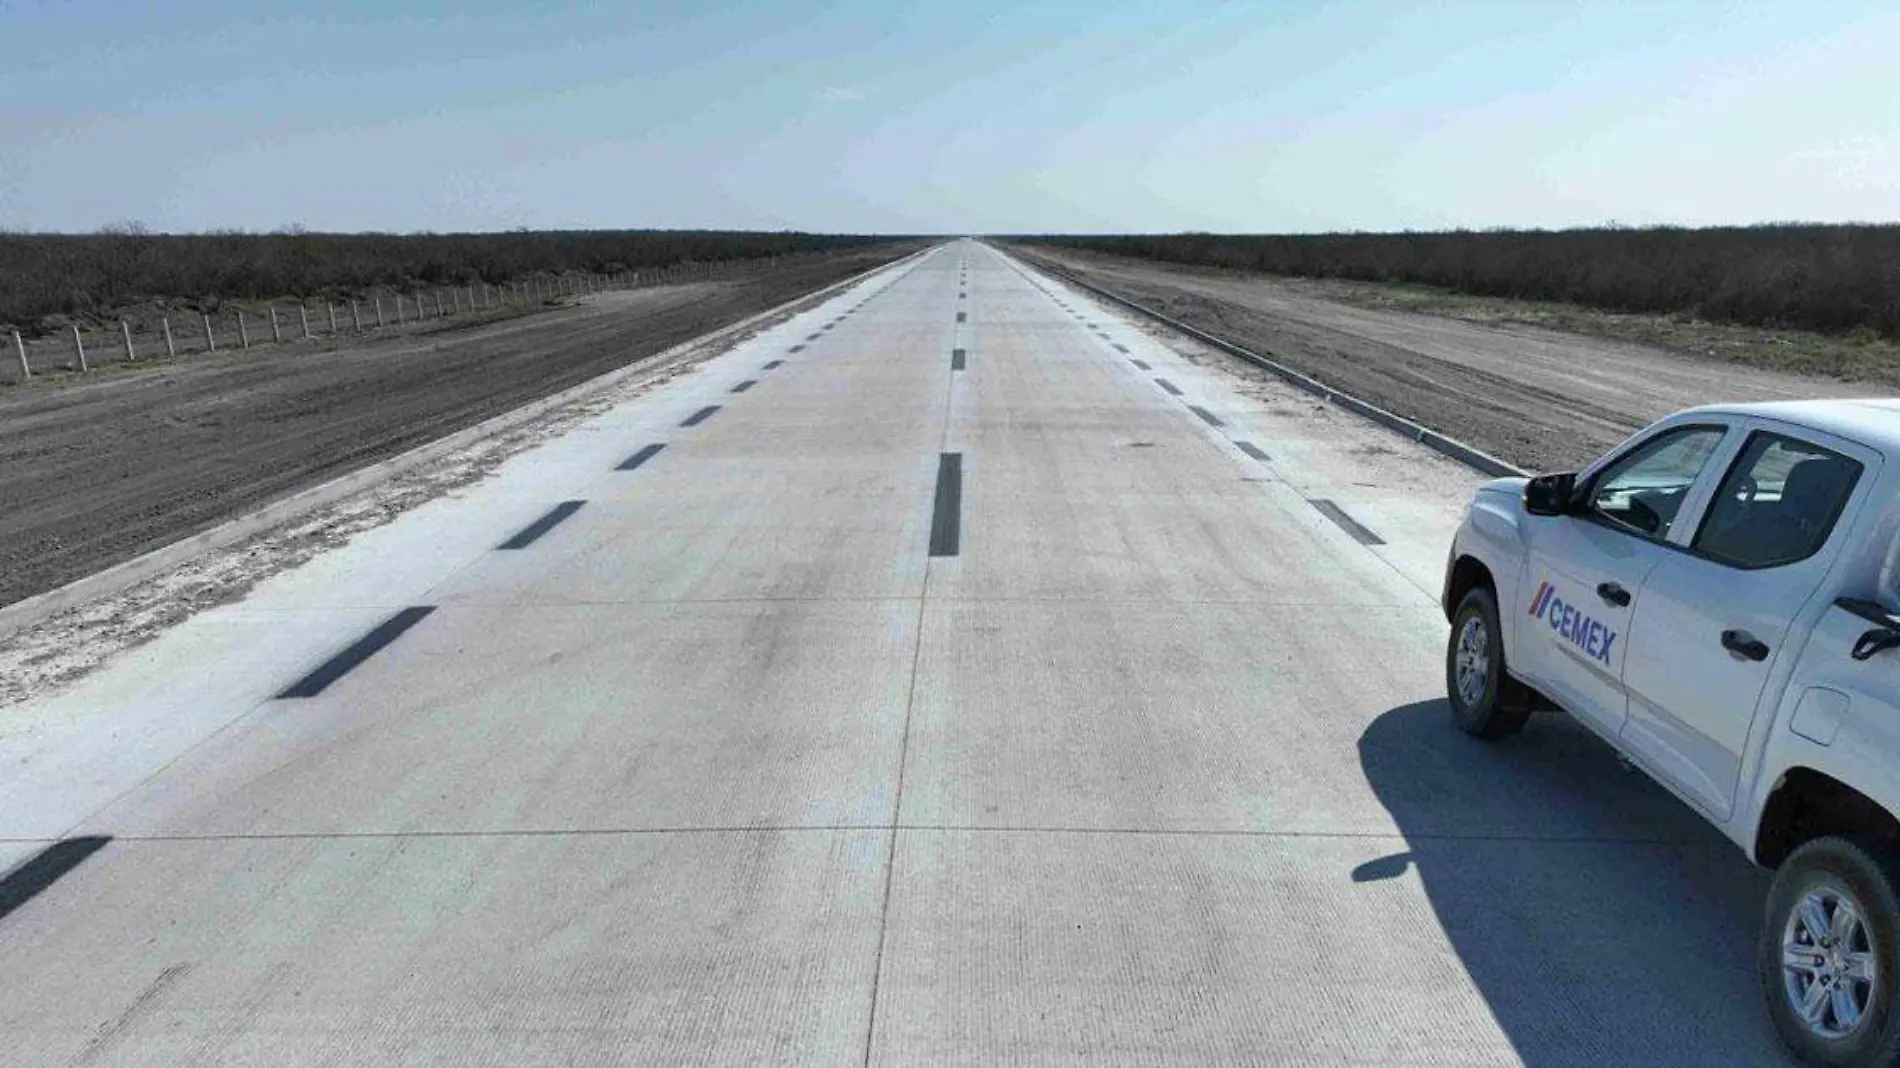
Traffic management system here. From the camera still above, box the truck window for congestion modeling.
[1585,425,1727,540]
[1692,432,1862,569]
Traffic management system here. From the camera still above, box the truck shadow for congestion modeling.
[1356,699,1798,1067]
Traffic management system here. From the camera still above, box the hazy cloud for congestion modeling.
[818,86,865,103]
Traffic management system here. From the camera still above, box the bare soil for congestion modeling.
[1018,248,1868,472]
[0,248,911,607]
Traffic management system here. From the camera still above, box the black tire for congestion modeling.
[1761,837,1900,1068]
[1445,586,1529,740]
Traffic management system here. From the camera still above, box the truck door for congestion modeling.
[1516,424,1732,739]
[1620,427,1871,820]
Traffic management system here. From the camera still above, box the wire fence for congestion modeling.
[1,256,779,386]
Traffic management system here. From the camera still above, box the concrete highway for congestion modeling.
[0,242,1795,1065]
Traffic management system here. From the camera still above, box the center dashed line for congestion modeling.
[681,405,721,428]
[616,444,665,471]
[929,453,963,558]
[499,500,585,550]
[0,837,111,924]
[1310,499,1386,546]
[731,380,757,393]
[1156,379,1183,396]
[1189,406,1224,428]
[277,606,436,699]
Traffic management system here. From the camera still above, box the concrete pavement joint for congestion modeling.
[30,825,1710,847]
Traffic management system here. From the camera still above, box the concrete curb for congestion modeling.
[0,249,932,640]
[1008,251,1529,480]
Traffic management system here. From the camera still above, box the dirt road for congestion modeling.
[1017,247,1862,472]
[0,249,912,607]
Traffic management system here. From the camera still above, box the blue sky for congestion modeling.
[1,1,1895,233]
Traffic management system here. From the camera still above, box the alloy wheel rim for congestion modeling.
[1782,883,1878,1039]
[1454,614,1490,708]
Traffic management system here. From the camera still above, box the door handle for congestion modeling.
[1595,582,1631,607]
[1721,630,1770,662]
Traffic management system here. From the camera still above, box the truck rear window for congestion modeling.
[1693,432,1861,569]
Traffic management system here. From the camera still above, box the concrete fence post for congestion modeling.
[299,304,311,340]
[12,329,29,380]
[451,288,461,315]
[327,303,337,333]
[238,311,250,349]
[162,317,176,359]
[270,307,282,343]
[376,297,385,328]
[203,312,215,352]
[351,301,362,331]
[466,285,474,311]
[395,296,405,325]
[71,326,89,372]
[121,320,136,362]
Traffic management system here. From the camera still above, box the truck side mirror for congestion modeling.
[1524,472,1579,517]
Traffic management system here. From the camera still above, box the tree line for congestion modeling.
[1016,225,1900,340]
[0,229,908,332]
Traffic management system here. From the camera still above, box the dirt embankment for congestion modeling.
[1015,247,1865,472]
[0,248,914,607]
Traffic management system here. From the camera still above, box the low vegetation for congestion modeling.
[1016,225,1900,341]
[0,228,906,334]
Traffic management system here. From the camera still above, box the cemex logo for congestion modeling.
[1526,579,1618,664]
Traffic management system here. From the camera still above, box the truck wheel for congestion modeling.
[1761,836,1900,1068]
[1445,586,1529,740]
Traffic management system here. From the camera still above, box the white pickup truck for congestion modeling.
[1443,400,1900,1067]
